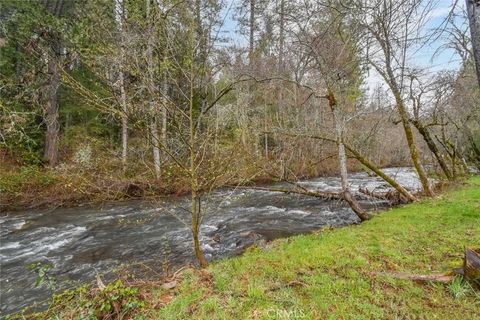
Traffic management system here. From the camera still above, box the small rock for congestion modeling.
[162,280,177,290]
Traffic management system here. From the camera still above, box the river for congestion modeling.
[0,167,421,315]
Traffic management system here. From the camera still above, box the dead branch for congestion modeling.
[379,272,454,283]
[230,185,342,200]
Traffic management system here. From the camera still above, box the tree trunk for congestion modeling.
[337,140,371,221]
[382,58,433,196]
[461,157,469,174]
[397,101,433,195]
[329,90,371,221]
[466,129,480,166]
[151,115,161,179]
[161,77,168,146]
[411,120,453,180]
[189,56,207,267]
[44,55,60,167]
[466,0,480,88]
[119,71,128,170]
[191,190,208,268]
[249,0,255,64]
[147,0,161,179]
[278,0,285,73]
[451,147,457,177]
[115,0,128,170]
[42,0,64,167]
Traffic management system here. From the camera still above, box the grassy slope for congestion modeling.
[151,178,480,319]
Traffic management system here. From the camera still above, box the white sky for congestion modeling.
[362,0,466,97]
[217,0,468,97]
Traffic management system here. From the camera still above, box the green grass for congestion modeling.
[14,177,480,319]
[151,178,480,319]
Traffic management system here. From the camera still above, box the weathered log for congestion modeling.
[358,187,407,205]
[380,247,480,287]
[464,247,480,288]
[232,185,342,200]
[381,272,454,283]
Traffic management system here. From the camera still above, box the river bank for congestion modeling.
[7,176,480,319]
[0,160,370,213]
[0,166,285,213]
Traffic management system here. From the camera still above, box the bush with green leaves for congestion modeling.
[0,166,58,195]
[8,279,147,320]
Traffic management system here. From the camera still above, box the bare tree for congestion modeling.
[114,0,129,170]
[328,89,372,220]
[277,0,285,73]
[146,0,161,178]
[466,0,480,87]
[352,0,434,196]
[287,3,372,220]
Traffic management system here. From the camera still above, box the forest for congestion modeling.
[0,0,480,318]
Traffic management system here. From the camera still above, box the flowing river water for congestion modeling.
[0,168,421,315]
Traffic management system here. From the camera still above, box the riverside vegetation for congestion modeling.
[8,177,480,319]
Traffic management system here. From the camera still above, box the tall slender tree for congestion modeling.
[146,0,161,179]
[41,0,67,167]
[466,0,480,87]
[114,0,129,170]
